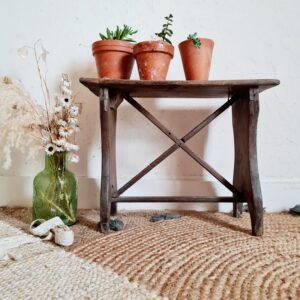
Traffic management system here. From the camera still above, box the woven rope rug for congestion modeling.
[0,208,299,299]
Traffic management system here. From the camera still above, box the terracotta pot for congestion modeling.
[92,40,134,79]
[178,38,214,80]
[133,41,174,80]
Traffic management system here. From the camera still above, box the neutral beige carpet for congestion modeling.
[0,208,299,299]
[0,209,161,300]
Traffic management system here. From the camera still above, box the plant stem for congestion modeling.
[33,40,53,143]
[164,23,170,41]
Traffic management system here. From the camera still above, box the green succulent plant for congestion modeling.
[187,33,201,48]
[155,14,173,44]
[99,25,138,42]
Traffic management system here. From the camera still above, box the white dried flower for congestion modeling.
[68,153,79,163]
[55,144,64,152]
[53,105,62,113]
[69,105,79,117]
[61,74,71,85]
[62,86,72,96]
[53,139,66,146]
[45,143,55,156]
[61,80,70,88]
[68,117,78,125]
[54,138,66,152]
[65,142,79,152]
[57,119,67,127]
[57,95,72,108]
[58,126,74,138]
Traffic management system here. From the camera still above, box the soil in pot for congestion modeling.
[178,38,214,80]
[133,41,174,80]
[92,40,134,79]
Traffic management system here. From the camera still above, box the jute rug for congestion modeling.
[0,213,160,299]
[0,208,299,299]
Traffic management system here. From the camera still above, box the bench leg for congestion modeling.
[99,88,111,233]
[233,202,243,218]
[110,102,118,216]
[232,89,263,236]
[110,203,117,216]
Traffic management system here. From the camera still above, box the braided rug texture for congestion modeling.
[1,208,300,300]
[0,209,161,300]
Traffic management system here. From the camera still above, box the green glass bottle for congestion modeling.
[33,152,77,225]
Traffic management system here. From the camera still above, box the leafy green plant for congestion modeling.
[187,33,201,48]
[155,14,173,44]
[99,25,138,42]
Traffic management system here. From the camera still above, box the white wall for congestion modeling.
[0,0,299,212]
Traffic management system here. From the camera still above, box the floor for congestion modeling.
[0,208,299,299]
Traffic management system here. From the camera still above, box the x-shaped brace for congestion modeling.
[116,95,241,197]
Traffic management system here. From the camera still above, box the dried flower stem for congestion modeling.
[33,41,52,142]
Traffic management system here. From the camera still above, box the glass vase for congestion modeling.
[33,152,77,225]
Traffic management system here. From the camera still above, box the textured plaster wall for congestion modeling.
[0,0,299,212]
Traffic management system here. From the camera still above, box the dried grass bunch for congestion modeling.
[0,41,80,169]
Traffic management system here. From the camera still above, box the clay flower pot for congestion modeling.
[92,40,135,79]
[178,38,214,80]
[133,41,174,80]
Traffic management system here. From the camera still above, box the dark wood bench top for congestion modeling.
[80,78,280,98]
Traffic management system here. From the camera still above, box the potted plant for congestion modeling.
[92,25,138,79]
[178,33,214,80]
[133,14,174,80]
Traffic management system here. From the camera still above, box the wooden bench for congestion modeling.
[80,78,279,235]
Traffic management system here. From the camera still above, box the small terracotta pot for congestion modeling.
[178,38,214,80]
[133,41,174,80]
[92,40,134,79]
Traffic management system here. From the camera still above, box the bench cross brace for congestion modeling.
[117,95,241,197]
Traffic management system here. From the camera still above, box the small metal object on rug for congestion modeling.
[150,214,181,222]
[109,219,124,231]
[289,205,300,216]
